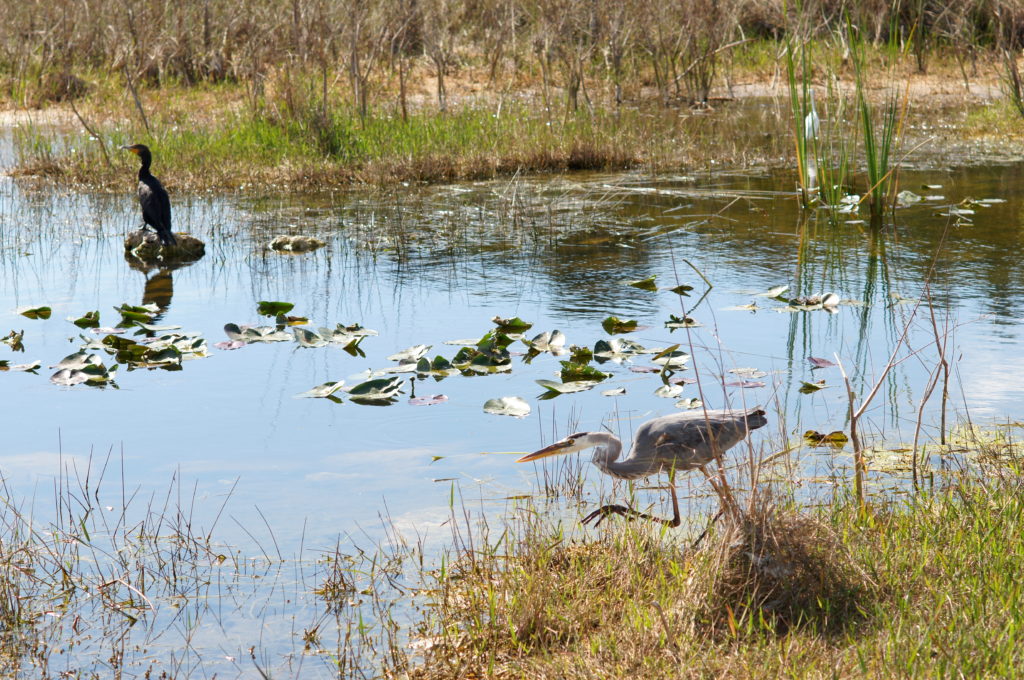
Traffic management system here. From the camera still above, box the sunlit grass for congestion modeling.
[406,470,1024,678]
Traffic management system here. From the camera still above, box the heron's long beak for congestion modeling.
[517,440,574,463]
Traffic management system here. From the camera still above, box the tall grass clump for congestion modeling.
[848,18,908,224]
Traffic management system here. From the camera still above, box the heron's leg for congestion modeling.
[582,471,681,528]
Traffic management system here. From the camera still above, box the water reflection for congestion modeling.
[5,151,1024,673]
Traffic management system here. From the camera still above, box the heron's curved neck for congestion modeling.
[588,433,628,475]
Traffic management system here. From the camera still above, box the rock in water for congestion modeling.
[124,229,205,263]
[268,235,327,253]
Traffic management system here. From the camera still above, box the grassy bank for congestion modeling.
[406,468,1024,678]
[5,35,1017,193]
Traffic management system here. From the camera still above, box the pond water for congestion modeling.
[2,121,1024,674]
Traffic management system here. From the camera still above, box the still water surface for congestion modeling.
[2,126,1024,673]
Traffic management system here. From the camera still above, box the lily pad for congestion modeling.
[535,379,599,395]
[728,367,767,379]
[388,344,431,363]
[757,285,789,299]
[0,359,40,373]
[651,351,690,369]
[654,384,684,398]
[294,328,328,348]
[803,430,849,447]
[483,396,531,418]
[18,306,51,320]
[808,356,837,369]
[491,316,533,333]
[297,381,347,399]
[626,275,658,291]
[675,397,704,409]
[347,376,404,403]
[602,387,626,396]
[665,314,701,329]
[559,361,610,382]
[71,311,100,328]
[799,380,828,394]
[410,394,448,406]
[114,303,159,326]
[594,338,649,359]
[666,284,694,295]
[1,330,24,352]
[257,301,295,317]
[602,316,640,334]
[215,340,246,351]
[525,330,567,353]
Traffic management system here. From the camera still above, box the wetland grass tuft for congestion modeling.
[405,464,1024,678]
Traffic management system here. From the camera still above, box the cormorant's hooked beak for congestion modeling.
[121,144,142,154]
[517,439,577,463]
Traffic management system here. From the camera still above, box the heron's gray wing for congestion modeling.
[635,410,765,472]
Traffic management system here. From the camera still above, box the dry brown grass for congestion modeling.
[410,493,874,679]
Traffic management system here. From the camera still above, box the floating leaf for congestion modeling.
[444,338,482,346]
[594,338,648,359]
[666,284,694,295]
[758,285,789,299]
[388,344,430,363]
[50,351,103,371]
[410,394,448,406]
[675,397,703,409]
[808,356,837,369]
[665,314,701,330]
[294,328,328,348]
[214,340,246,351]
[1,330,24,352]
[535,379,599,395]
[569,345,593,363]
[895,190,922,206]
[602,316,640,334]
[889,293,920,306]
[668,376,696,385]
[725,303,760,312]
[491,316,533,332]
[724,380,765,388]
[1,359,41,373]
[347,376,404,402]
[654,384,684,398]
[804,430,849,447]
[114,303,159,326]
[276,315,309,326]
[728,367,767,379]
[525,330,567,353]
[559,361,610,382]
[483,396,531,418]
[626,275,658,291]
[18,306,51,320]
[416,356,457,378]
[799,380,828,394]
[50,368,91,386]
[629,365,662,374]
[257,301,294,317]
[651,351,690,369]
[71,311,100,328]
[602,387,626,396]
[297,381,346,399]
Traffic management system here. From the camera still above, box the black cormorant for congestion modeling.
[122,144,176,246]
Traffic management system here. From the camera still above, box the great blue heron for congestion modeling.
[122,144,176,246]
[517,408,767,527]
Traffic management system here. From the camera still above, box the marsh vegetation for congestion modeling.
[3,0,1024,677]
